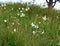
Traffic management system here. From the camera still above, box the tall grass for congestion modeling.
[0,3,60,46]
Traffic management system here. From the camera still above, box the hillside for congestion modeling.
[0,3,60,46]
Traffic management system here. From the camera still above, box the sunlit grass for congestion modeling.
[0,3,60,46]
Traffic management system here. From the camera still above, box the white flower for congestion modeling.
[12,22,14,25]
[4,20,7,22]
[22,8,24,10]
[4,7,6,9]
[39,22,41,24]
[31,22,35,27]
[31,22,39,29]
[25,7,30,11]
[34,25,39,29]
[20,13,25,17]
[11,8,14,10]
[17,13,20,16]
[18,8,20,10]
[32,31,36,35]
[14,29,16,32]
[42,16,47,21]
[41,30,45,34]
[20,10,23,13]
[25,8,28,11]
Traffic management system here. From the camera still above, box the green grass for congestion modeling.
[0,3,60,46]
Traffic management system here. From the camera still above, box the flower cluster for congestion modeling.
[25,7,30,11]
[1,3,7,7]
[20,13,25,17]
[31,22,39,29]
[42,15,47,21]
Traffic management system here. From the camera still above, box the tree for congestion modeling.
[46,0,56,8]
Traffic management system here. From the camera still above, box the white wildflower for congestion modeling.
[31,22,39,29]
[31,22,35,27]
[14,28,16,32]
[25,7,30,11]
[20,10,23,13]
[12,22,14,25]
[11,8,14,10]
[32,31,36,35]
[39,22,41,24]
[25,8,28,11]
[20,13,25,17]
[4,7,6,9]
[17,13,20,16]
[42,16,47,21]
[18,8,20,10]
[41,30,45,34]
[4,20,7,22]
[22,8,24,10]
[34,25,39,29]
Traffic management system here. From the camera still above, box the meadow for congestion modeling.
[0,3,60,46]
